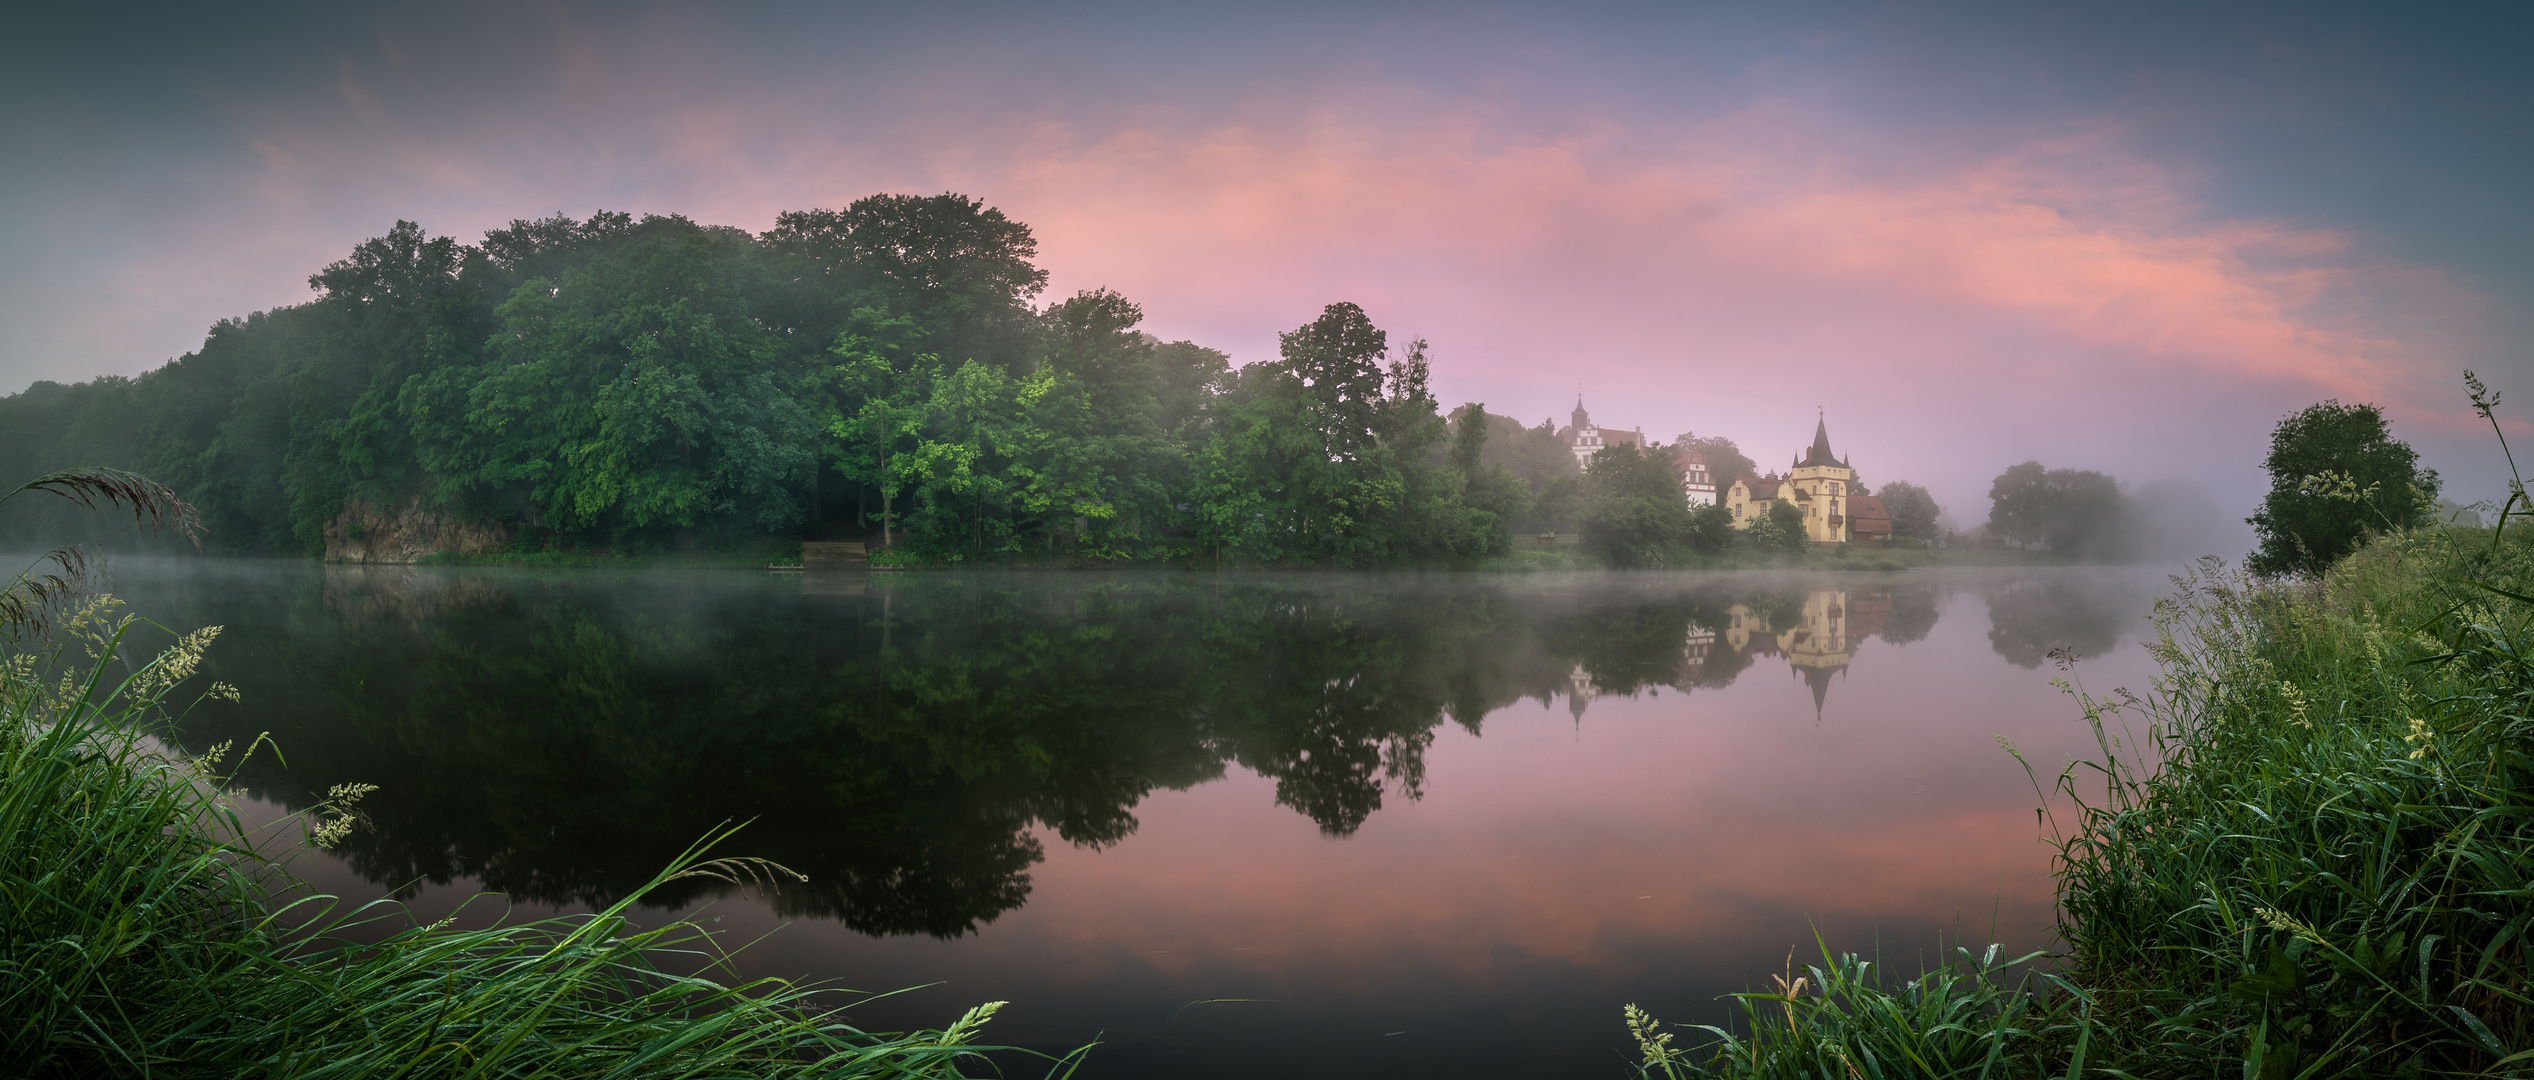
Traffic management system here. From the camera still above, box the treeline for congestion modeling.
[0,196,1759,565]
[1974,461,2242,562]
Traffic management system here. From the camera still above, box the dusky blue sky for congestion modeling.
[6,1,2529,529]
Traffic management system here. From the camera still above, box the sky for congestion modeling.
[6,1,2532,535]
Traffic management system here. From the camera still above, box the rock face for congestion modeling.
[324,498,510,564]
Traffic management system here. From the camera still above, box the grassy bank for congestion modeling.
[0,600,1053,1077]
[1627,520,2534,1078]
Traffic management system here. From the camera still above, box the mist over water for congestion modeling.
[94,560,2177,1079]
[2121,479,2249,564]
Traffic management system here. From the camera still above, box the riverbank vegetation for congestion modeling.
[1625,387,2522,1077]
[0,473,1049,1076]
[0,197,2008,570]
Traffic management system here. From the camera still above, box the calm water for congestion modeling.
[111,561,2169,1078]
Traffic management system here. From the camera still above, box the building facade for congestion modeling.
[1674,447,1717,507]
[1558,397,1642,468]
[1723,415,1862,543]
[1562,396,1715,508]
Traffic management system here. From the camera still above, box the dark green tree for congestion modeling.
[762,193,1047,373]
[1582,442,1691,566]
[1684,502,1734,554]
[1149,340,1232,443]
[2245,400,2438,576]
[1987,461,2127,555]
[1191,304,1481,564]
[1743,499,1810,552]
[1276,302,1391,459]
[1481,413,1580,496]
[1449,403,1522,555]
[1528,473,1584,535]
[1876,480,1942,542]
[1670,432,1757,491]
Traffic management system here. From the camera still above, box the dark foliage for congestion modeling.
[1582,442,1693,566]
[1876,480,1942,542]
[1986,461,2127,555]
[2245,399,2438,576]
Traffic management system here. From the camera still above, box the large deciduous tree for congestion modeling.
[763,193,1047,373]
[1582,442,1692,567]
[1192,303,1482,564]
[1448,403,1523,555]
[1986,462,2127,555]
[1669,431,1757,491]
[2246,400,2437,576]
[1876,480,1942,542]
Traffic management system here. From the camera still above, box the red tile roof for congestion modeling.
[1847,495,1892,533]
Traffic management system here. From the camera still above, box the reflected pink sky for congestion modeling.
[269,570,2165,1075]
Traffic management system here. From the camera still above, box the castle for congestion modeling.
[1722,415,1891,544]
[1558,397,1715,508]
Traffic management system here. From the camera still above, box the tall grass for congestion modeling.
[1624,939,2095,1080]
[1627,400,2534,1076]
[1,597,1068,1078]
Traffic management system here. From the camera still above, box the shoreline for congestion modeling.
[1631,521,2534,1077]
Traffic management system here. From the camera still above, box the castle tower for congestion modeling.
[1724,411,1857,540]
[1785,411,1855,543]
[1565,396,1605,467]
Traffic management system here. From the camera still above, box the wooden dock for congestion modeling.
[801,541,869,569]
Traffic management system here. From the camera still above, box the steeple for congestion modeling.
[1806,664,1840,719]
[1571,396,1591,433]
[1803,411,1838,467]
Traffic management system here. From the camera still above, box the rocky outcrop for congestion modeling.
[323,498,510,563]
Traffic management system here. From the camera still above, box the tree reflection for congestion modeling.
[1979,574,2140,669]
[163,568,1972,939]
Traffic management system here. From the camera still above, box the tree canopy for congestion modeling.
[1670,432,1755,491]
[2246,400,2438,576]
[1875,480,1942,542]
[0,195,1856,567]
[1986,462,2127,556]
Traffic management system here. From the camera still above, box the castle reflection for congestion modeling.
[1567,586,1929,721]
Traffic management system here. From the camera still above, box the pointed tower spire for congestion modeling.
[1806,411,1836,467]
[1571,395,1590,433]
[1806,664,1838,719]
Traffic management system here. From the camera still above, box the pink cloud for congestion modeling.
[37,34,2510,516]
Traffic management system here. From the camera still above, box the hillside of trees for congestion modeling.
[0,196,1677,565]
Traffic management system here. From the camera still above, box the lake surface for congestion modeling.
[111,561,2172,1078]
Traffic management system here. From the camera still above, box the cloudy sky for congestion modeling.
[6,1,2529,533]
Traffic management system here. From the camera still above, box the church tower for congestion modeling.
[1564,396,1605,467]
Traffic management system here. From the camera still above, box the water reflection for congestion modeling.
[1980,573,2142,668]
[86,560,2179,1079]
[142,565,2122,946]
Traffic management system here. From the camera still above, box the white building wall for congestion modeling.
[1569,426,1602,467]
